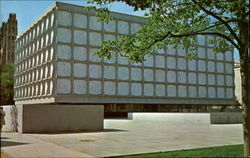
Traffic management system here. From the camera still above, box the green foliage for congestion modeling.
[119,144,243,158]
[83,6,114,23]
[0,63,14,104]
[87,0,248,63]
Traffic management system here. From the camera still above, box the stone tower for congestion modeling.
[0,13,17,105]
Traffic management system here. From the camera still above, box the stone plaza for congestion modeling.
[1,113,243,157]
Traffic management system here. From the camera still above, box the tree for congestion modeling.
[88,0,249,156]
[0,63,14,105]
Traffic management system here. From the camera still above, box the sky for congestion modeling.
[0,0,145,34]
[0,0,239,60]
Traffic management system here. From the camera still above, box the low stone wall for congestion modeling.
[2,104,104,133]
[130,113,211,124]
[210,112,242,124]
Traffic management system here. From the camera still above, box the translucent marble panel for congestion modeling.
[89,65,102,78]
[197,47,206,59]
[104,20,116,32]
[89,48,102,62]
[144,69,154,82]
[73,80,87,94]
[104,66,116,79]
[89,16,102,30]
[89,81,101,95]
[104,81,116,95]
[198,60,206,72]
[74,30,87,45]
[57,62,71,77]
[57,79,71,94]
[144,55,154,67]
[216,53,224,61]
[177,58,186,70]
[118,53,129,65]
[155,55,165,68]
[225,51,233,61]
[104,34,116,41]
[74,14,87,28]
[50,31,54,45]
[188,59,196,71]
[217,75,225,86]
[208,87,216,98]
[177,46,186,56]
[178,85,187,97]
[131,83,142,96]
[58,11,72,26]
[167,71,176,83]
[131,68,142,81]
[156,84,165,97]
[144,84,154,96]
[217,87,225,98]
[118,21,129,34]
[217,62,224,73]
[207,61,215,72]
[207,48,215,59]
[198,73,206,85]
[188,86,197,97]
[167,57,176,69]
[50,13,54,28]
[226,75,233,86]
[167,45,176,55]
[58,45,71,60]
[198,86,206,97]
[197,35,205,45]
[73,63,87,78]
[73,47,87,61]
[208,74,215,85]
[167,85,176,97]
[188,72,196,84]
[45,16,50,30]
[118,82,129,96]
[89,32,102,46]
[226,88,234,98]
[225,63,233,74]
[58,28,71,43]
[118,67,129,80]
[178,71,186,83]
[155,70,165,82]
[131,23,140,35]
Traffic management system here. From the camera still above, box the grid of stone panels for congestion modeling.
[13,2,235,103]
[14,9,56,100]
[55,9,235,100]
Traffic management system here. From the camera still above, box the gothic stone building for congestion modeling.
[0,13,17,105]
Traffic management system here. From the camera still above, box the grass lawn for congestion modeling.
[118,144,243,158]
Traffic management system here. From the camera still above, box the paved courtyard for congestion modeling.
[1,113,243,158]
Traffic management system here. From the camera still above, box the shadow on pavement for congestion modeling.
[25,128,128,135]
[0,137,10,140]
[1,140,29,147]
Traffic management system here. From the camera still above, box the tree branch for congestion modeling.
[144,21,239,51]
[191,0,242,46]
[169,32,240,50]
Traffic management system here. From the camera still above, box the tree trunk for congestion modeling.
[238,14,249,156]
[240,48,250,157]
